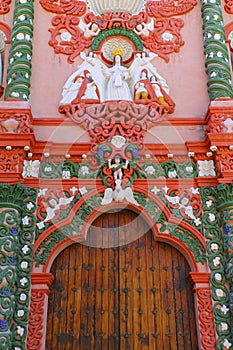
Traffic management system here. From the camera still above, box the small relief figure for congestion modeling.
[102,50,132,101]
[59,75,84,105]
[134,69,152,101]
[134,20,154,38]
[79,20,100,39]
[150,75,174,106]
[72,70,100,104]
[108,155,129,181]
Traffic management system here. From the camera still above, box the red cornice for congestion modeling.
[189,272,210,284]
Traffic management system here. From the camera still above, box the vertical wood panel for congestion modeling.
[46,209,198,350]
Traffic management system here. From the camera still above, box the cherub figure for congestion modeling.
[108,155,129,181]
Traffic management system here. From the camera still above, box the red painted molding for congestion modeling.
[31,273,54,287]
[189,272,210,284]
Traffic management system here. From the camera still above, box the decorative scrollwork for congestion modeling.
[196,288,217,349]
[0,0,11,14]
[59,100,173,146]
[146,0,197,18]
[27,290,46,350]
[39,0,87,15]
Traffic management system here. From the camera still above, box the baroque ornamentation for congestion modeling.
[0,184,37,350]
[0,112,33,134]
[200,186,232,349]
[196,288,217,349]
[201,0,233,100]
[59,100,172,145]
[0,0,11,14]
[197,160,216,177]
[206,113,233,134]
[34,191,206,266]
[27,290,46,350]
[40,0,196,63]
[0,148,24,173]
[5,0,34,101]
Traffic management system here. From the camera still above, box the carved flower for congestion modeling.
[145,165,155,175]
[210,243,219,252]
[185,166,193,173]
[220,322,228,331]
[208,213,216,222]
[168,169,177,178]
[79,165,90,176]
[17,310,24,317]
[215,273,222,282]
[21,261,28,269]
[162,32,173,42]
[20,277,28,286]
[206,200,213,208]
[216,289,225,297]
[223,339,232,349]
[62,170,71,179]
[221,305,229,315]
[20,293,27,301]
[17,326,24,337]
[61,31,72,42]
[194,218,202,226]
[111,135,126,149]
[197,160,216,176]
[22,160,40,178]
[213,257,221,266]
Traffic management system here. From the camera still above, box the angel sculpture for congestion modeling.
[78,19,100,39]
[108,155,129,181]
[101,179,139,206]
[134,20,154,38]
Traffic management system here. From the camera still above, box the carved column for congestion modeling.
[5,0,34,101]
[201,0,233,100]
[0,184,37,350]
[189,273,216,350]
[27,273,54,350]
[200,186,232,349]
[217,183,233,348]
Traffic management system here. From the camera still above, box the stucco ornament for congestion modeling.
[102,179,139,206]
[111,135,126,149]
[59,50,174,110]
[22,160,40,178]
[197,160,216,176]
[86,0,145,15]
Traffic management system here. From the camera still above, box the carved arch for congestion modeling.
[33,186,206,273]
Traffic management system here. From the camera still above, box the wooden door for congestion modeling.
[46,209,198,350]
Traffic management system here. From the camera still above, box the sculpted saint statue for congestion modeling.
[59,49,174,109]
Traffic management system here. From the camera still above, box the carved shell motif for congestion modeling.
[86,0,145,15]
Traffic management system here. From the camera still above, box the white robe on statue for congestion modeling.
[104,65,132,101]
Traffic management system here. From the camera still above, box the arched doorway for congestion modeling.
[46,209,198,349]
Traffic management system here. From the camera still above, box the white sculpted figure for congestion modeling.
[60,49,171,105]
[102,52,132,101]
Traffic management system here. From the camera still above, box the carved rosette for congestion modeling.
[59,100,173,145]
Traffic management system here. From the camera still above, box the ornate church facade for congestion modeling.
[0,0,233,349]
